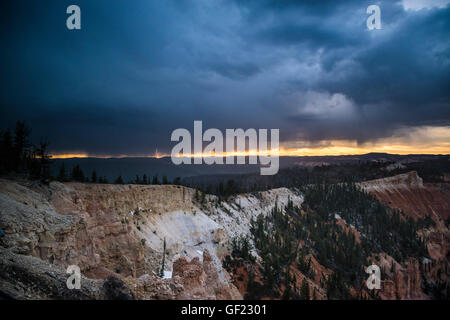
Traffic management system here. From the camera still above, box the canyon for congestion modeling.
[0,170,448,299]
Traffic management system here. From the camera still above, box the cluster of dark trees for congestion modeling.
[181,157,449,198]
[1,121,186,187]
[297,183,429,298]
[300,183,429,263]
[230,203,314,300]
[389,157,450,183]
[0,121,51,182]
[55,163,109,184]
[231,182,430,300]
[55,162,181,186]
[190,179,241,201]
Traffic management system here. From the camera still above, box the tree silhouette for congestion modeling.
[91,170,97,183]
[114,175,124,184]
[13,121,31,172]
[71,164,85,182]
[159,238,166,278]
[300,278,310,300]
[57,162,66,182]
[35,138,52,183]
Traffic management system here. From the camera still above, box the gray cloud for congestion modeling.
[0,0,449,154]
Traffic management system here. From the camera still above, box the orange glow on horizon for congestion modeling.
[51,145,450,159]
[50,153,90,159]
[50,153,170,159]
[50,126,450,159]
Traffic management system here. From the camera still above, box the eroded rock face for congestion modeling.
[1,178,290,300]
[359,172,450,300]
[125,250,241,300]
[359,172,450,262]
[380,257,424,300]
[173,249,241,299]
[359,171,450,222]
[0,180,153,279]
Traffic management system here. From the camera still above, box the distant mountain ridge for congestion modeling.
[50,153,448,182]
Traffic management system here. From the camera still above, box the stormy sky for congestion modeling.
[0,0,449,156]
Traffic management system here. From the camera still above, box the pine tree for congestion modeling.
[293,274,297,293]
[201,188,206,204]
[57,163,66,182]
[71,164,85,182]
[159,238,166,277]
[246,269,257,300]
[13,121,31,172]
[91,170,97,183]
[173,177,181,185]
[195,188,200,202]
[281,272,292,300]
[300,278,310,300]
[114,175,124,184]
[35,138,51,183]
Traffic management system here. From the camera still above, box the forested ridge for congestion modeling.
[229,183,432,300]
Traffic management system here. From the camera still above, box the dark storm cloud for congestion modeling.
[0,0,449,154]
[307,5,450,143]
